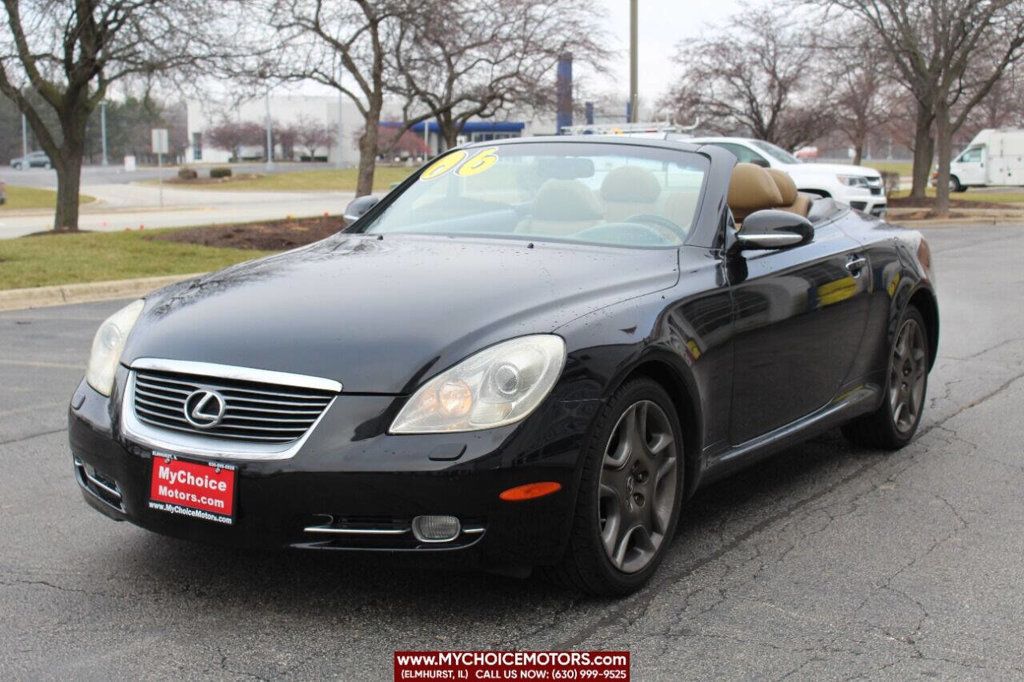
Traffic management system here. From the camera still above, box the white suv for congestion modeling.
[688,137,887,217]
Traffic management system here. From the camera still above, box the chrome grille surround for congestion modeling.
[121,358,341,461]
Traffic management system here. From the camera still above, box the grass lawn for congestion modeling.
[0,229,272,290]
[0,185,95,210]
[160,166,415,192]
[864,161,913,177]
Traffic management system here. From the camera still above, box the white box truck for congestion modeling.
[945,128,1024,191]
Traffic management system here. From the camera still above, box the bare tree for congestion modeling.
[293,113,336,160]
[663,8,833,151]
[811,0,1024,214]
[254,0,409,196]
[820,31,897,165]
[393,0,608,150]
[0,0,228,231]
[273,120,298,160]
[205,119,264,160]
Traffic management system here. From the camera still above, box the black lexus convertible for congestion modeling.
[69,138,937,595]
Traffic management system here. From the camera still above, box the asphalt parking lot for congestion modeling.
[2,224,1023,680]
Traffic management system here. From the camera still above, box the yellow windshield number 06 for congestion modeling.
[420,147,499,181]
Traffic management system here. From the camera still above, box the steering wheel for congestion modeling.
[623,214,688,241]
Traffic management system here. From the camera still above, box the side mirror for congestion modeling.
[750,157,771,168]
[733,209,813,251]
[343,195,380,223]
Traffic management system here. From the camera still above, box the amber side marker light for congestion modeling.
[499,481,562,502]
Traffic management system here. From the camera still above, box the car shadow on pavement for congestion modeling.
[109,429,882,616]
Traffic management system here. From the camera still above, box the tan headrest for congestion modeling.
[532,179,603,221]
[662,191,699,228]
[766,168,798,204]
[728,163,783,212]
[600,166,662,203]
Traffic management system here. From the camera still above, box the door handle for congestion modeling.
[846,256,868,275]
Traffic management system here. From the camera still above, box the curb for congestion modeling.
[892,218,1024,228]
[0,273,205,313]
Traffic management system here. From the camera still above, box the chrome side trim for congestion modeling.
[303,524,410,536]
[120,371,336,461]
[74,458,123,501]
[129,358,342,394]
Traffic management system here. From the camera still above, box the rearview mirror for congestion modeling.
[343,195,380,223]
[750,157,771,168]
[733,209,813,251]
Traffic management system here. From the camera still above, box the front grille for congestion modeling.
[870,187,882,196]
[132,368,335,443]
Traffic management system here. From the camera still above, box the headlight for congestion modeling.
[837,174,870,188]
[85,299,145,396]
[390,335,566,434]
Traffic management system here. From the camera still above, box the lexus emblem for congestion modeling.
[183,389,227,429]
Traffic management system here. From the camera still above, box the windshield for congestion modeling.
[359,142,708,248]
[751,140,801,165]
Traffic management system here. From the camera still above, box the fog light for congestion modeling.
[411,515,461,543]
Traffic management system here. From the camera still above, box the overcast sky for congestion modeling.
[593,0,743,104]
[284,0,747,114]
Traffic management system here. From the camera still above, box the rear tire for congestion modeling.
[842,306,929,450]
[542,378,684,596]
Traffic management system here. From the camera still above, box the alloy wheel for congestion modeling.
[598,400,680,574]
[889,318,927,434]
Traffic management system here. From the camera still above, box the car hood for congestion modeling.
[122,234,680,394]
[786,163,881,179]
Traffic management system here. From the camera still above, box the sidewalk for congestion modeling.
[0,183,354,238]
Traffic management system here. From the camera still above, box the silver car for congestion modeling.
[11,150,51,170]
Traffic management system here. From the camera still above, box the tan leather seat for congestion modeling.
[600,166,662,222]
[662,191,699,230]
[517,179,603,236]
[766,168,811,218]
[728,163,783,224]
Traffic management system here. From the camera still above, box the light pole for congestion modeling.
[21,113,28,157]
[264,90,274,169]
[629,0,638,123]
[100,100,109,166]
[342,84,350,166]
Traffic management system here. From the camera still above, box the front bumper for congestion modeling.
[68,374,600,566]
[835,186,887,217]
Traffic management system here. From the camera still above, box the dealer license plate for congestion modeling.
[148,454,236,525]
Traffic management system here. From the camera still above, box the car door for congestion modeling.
[726,217,871,444]
[955,146,986,186]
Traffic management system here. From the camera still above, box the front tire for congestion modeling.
[950,176,964,193]
[543,378,684,596]
[842,306,929,450]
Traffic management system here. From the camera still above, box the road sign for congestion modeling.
[151,128,169,155]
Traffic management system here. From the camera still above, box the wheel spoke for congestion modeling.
[599,484,624,556]
[892,400,905,426]
[604,435,630,469]
[635,401,649,441]
[649,431,674,455]
[612,525,637,569]
[654,455,676,486]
